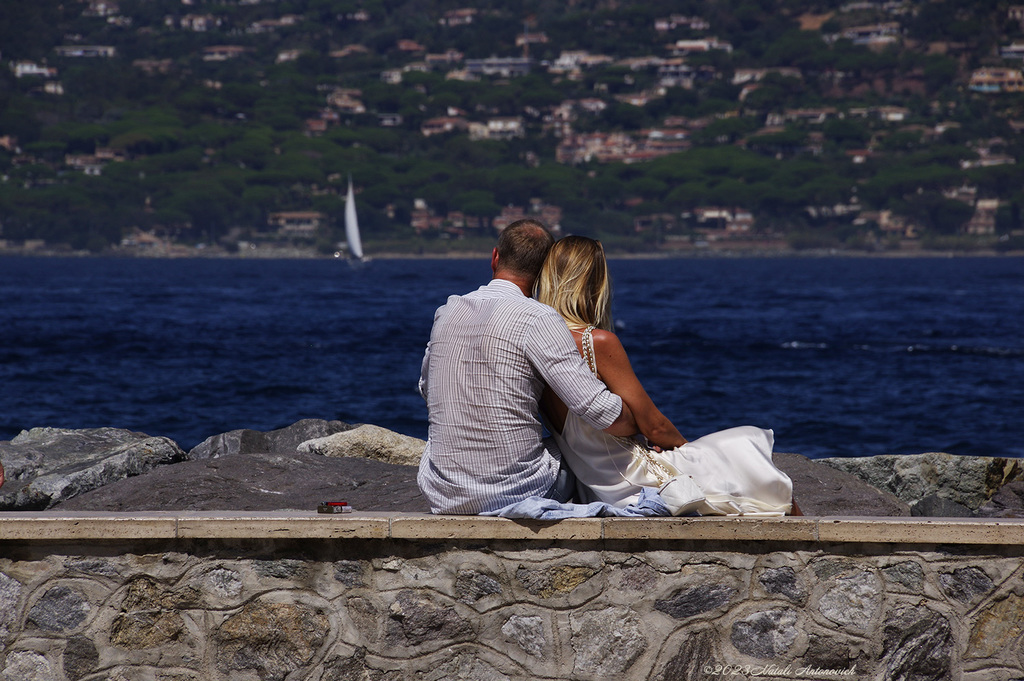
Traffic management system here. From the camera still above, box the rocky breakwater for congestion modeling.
[0,419,1021,514]
[818,452,1024,517]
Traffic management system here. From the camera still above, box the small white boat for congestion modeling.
[344,176,367,262]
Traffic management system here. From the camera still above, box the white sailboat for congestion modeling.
[344,175,367,262]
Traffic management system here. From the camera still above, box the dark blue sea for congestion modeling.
[2,255,1022,460]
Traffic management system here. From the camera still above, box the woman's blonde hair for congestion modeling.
[535,235,613,331]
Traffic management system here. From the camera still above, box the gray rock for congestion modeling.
[730,608,799,659]
[54,449,428,512]
[773,452,910,516]
[939,567,994,603]
[515,565,597,598]
[881,605,953,681]
[655,584,735,620]
[456,570,502,603]
[501,615,545,657]
[386,590,473,647]
[804,634,862,674]
[421,653,510,681]
[62,636,99,681]
[27,585,90,633]
[570,607,647,675]
[0,572,24,639]
[215,600,329,680]
[976,481,1024,518]
[882,561,925,592]
[333,561,366,588]
[656,628,715,681]
[110,577,185,648]
[298,424,425,467]
[759,566,806,603]
[0,651,55,681]
[0,427,188,510]
[817,452,1024,511]
[819,571,882,631]
[188,418,352,459]
[912,493,975,517]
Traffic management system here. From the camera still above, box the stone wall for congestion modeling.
[3,522,1024,681]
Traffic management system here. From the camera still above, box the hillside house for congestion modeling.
[421,117,468,136]
[133,59,173,75]
[326,89,365,114]
[469,117,525,141]
[247,15,300,33]
[464,57,531,78]
[732,67,802,85]
[557,132,635,164]
[655,15,710,32]
[965,199,998,235]
[765,108,837,126]
[84,0,120,17]
[202,46,248,61]
[11,61,58,79]
[549,51,614,75]
[516,32,549,49]
[1000,43,1024,59]
[55,46,116,58]
[659,60,695,88]
[876,106,909,122]
[174,14,221,31]
[439,8,476,27]
[644,128,691,154]
[397,39,426,53]
[65,154,105,175]
[969,68,1024,93]
[840,22,901,46]
[672,38,732,55]
[960,155,1015,170]
[425,50,464,67]
[305,118,328,136]
[268,212,325,238]
[330,45,369,58]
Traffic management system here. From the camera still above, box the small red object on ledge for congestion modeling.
[317,501,353,514]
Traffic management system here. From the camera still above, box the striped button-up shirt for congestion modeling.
[417,278,623,514]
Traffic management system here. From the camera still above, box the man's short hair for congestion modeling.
[496,219,554,280]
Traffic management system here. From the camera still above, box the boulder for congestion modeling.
[816,453,1024,511]
[188,418,353,459]
[54,450,428,513]
[298,424,425,467]
[773,452,910,517]
[0,427,188,510]
[911,494,974,518]
[975,481,1024,518]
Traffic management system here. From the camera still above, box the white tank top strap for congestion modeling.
[581,325,598,375]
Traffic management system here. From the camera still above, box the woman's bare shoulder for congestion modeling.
[589,328,627,355]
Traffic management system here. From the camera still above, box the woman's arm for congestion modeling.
[589,329,687,450]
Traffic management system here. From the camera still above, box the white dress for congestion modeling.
[551,327,794,516]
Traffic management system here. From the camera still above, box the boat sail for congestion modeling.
[344,176,365,261]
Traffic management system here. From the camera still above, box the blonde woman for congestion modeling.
[536,236,799,516]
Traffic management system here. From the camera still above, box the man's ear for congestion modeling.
[491,247,500,273]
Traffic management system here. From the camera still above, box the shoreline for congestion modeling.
[3,246,1024,261]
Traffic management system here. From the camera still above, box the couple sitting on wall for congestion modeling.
[417,219,800,517]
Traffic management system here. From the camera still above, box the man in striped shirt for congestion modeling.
[417,219,636,514]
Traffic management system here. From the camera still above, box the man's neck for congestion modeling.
[493,272,534,297]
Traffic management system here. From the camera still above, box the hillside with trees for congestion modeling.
[1,0,1023,255]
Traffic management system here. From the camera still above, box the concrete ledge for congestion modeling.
[1,512,1023,544]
